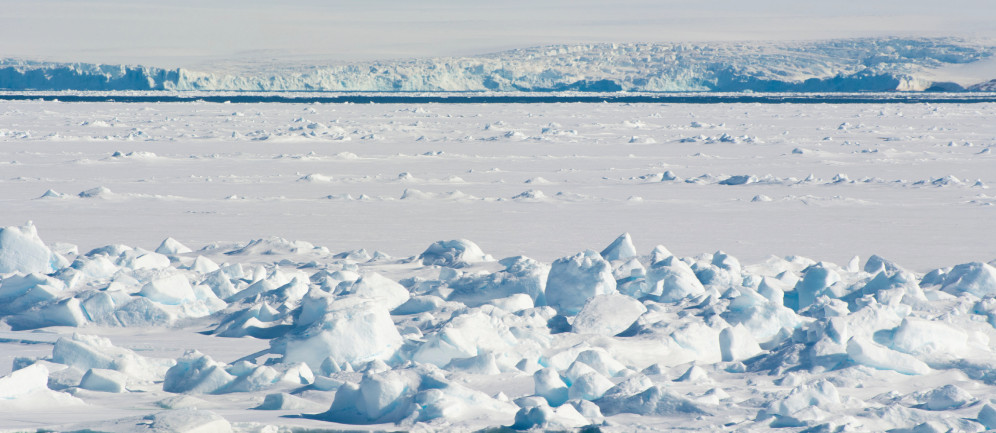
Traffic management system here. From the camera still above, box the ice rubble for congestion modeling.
[4,222,996,431]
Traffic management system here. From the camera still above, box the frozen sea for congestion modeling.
[0,94,995,432]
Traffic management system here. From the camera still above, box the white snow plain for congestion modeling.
[0,99,995,432]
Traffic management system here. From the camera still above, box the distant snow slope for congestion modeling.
[970,79,996,91]
[2,37,994,92]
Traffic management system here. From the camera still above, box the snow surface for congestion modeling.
[1,99,994,270]
[0,98,995,432]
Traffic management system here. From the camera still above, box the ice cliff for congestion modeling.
[1,37,993,92]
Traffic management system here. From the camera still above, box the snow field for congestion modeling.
[1,100,994,270]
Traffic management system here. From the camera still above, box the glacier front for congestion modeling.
[1,37,994,93]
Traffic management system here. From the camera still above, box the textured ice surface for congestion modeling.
[0,226,994,431]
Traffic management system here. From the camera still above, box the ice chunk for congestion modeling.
[446,352,502,375]
[343,272,411,310]
[891,318,968,359]
[281,362,315,385]
[600,233,638,262]
[572,294,646,336]
[977,404,996,429]
[694,251,743,288]
[126,251,171,270]
[865,254,905,275]
[80,291,118,324]
[225,237,318,256]
[413,379,518,423]
[115,297,178,327]
[188,256,220,274]
[595,384,707,416]
[393,295,445,315]
[79,368,128,393]
[201,269,237,299]
[156,395,210,410]
[719,325,763,362]
[412,308,518,366]
[0,273,66,302]
[670,321,724,364]
[846,336,930,375]
[70,255,119,280]
[763,380,840,424]
[138,274,196,305]
[447,256,549,306]
[8,297,88,330]
[277,297,403,370]
[419,239,490,267]
[719,174,757,185]
[360,371,410,421]
[221,365,280,392]
[0,363,50,399]
[0,222,66,274]
[155,237,192,256]
[318,369,419,424]
[565,362,614,401]
[794,263,841,310]
[574,349,628,377]
[52,334,124,372]
[0,363,83,409]
[511,398,590,430]
[489,293,534,312]
[649,245,672,263]
[545,250,617,315]
[534,367,569,406]
[163,351,235,394]
[674,365,709,383]
[646,256,705,302]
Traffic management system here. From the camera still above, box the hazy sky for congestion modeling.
[2,0,994,67]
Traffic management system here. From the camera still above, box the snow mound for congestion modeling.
[139,274,196,305]
[419,239,491,267]
[311,366,516,425]
[940,262,996,297]
[254,392,324,411]
[163,351,235,394]
[143,409,233,433]
[846,336,930,375]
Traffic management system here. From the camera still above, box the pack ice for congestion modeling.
[4,223,996,432]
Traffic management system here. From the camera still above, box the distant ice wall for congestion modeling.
[2,38,993,92]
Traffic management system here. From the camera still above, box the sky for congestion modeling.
[2,0,995,68]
